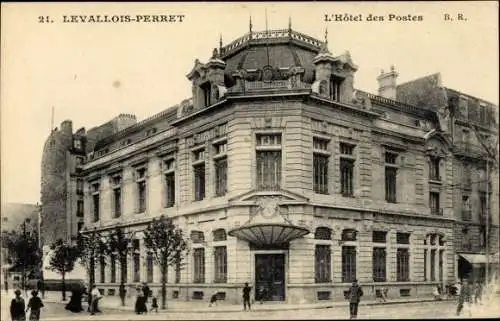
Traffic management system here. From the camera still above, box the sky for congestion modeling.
[1,2,498,205]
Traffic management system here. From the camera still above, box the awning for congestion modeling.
[459,253,500,265]
[228,223,310,246]
[228,198,310,246]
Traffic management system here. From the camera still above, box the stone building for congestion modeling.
[40,115,137,246]
[70,23,490,304]
[397,76,500,282]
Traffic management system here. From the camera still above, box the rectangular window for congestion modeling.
[194,164,206,201]
[113,188,121,218]
[137,181,146,212]
[423,249,427,281]
[480,104,487,124]
[214,158,228,197]
[100,256,105,283]
[110,255,116,283]
[146,253,154,283]
[256,134,282,190]
[77,222,84,232]
[462,195,472,221]
[480,192,487,222]
[133,253,140,282]
[430,192,441,215]
[201,82,212,107]
[193,248,205,283]
[439,250,444,281]
[313,154,329,194]
[385,152,397,164]
[340,158,354,197]
[92,194,100,222]
[342,246,356,283]
[429,157,440,181]
[385,167,397,203]
[372,231,387,243]
[77,200,84,217]
[76,179,84,194]
[397,248,410,281]
[165,173,175,207]
[214,246,227,283]
[397,233,410,244]
[315,245,331,283]
[330,76,343,101]
[372,248,386,282]
[430,249,436,281]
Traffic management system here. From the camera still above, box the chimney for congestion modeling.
[377,65,398,100]
[60,120,73,135]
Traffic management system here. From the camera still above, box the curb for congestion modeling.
[43,297,456,314]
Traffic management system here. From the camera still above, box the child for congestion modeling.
[151,295,159,313]
[26,290,44,321]
[208,292,218,307]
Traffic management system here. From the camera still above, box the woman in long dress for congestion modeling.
[26,291,44,321]
[65,289,83,313]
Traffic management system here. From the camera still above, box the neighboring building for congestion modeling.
[397,75,500,282]
[40,115,137,246]
[73,23,472,304]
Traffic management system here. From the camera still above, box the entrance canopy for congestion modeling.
[228,223,309,247]
[459,253,500,265]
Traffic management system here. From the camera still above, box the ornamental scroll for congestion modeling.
[186,123,228,148]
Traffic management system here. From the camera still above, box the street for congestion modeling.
[3,298,498,320]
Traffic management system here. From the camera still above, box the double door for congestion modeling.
[254,254,285,301]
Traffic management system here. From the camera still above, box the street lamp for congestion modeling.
[22,218,31,294]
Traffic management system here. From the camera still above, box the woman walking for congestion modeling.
[10,289,26,321]
[26,291,44,321]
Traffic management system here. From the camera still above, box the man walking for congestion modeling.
[242,282,252,311]
[347,279,363,319]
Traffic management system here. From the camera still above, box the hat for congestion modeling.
[14,289,21,295]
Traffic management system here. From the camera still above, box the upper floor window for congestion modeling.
[429,192,441,216]
[135,167,147,213]
[313,137,330,194]
[193,149,206,201]
[314,227,332,240]
[111,175,122,218]
[91,182,100,222]
[384,151,398,203]
[256,133,282,190]
[429,156,441,181]
[213,141,228,197]
[191,231,205,244]
[201,82,212,108]
[330,76,343,101]
[73,139,82,150]
[76,179,84,194]
[213,229,227,242]
[163,156,176,208]
[462,195,472,221]
[340,142,356,197]
[76,200,84,217]
[479,103,487,124]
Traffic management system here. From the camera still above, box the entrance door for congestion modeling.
[255,254,285,301]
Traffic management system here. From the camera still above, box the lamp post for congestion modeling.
[22,218,31,294]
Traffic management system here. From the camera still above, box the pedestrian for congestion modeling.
[258,285,266,304]
[25,290,44,321]
[65,288,84,313]
[208,291,218,307]
[119,282,127,306]
[474,281,483,304]
[135,285,147,314]
[142,282,151,303]
[242,282,252,311]
[456,279,472,316]
[89,285,102,315]
[151,295,159,313]
[347,279,363,319]
[433,285,442,301]
[10,289,26,321]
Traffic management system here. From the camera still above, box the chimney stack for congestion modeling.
[377,65,398,100]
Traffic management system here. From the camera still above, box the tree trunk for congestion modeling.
[62,271,66,301]
[120,256,127,306]
[89,257,95,289]
[161,264,167,310]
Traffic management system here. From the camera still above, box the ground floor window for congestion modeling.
[342,246,356,283]
[193,248,205,283]
[315,245,331,283]
[214,246,227,283]
[372,247,386,282]
[397,248,410,281]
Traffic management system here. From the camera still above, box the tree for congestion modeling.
[143,215,188,310]
[48,239,79,301]
[1,229,41,284]
[106,227,132,306]
[76,228,105,291]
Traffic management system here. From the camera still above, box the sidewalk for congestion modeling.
[40,291,456,313]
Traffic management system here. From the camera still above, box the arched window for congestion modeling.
[213,229,227,242]
[342,229,357,242]
[341,229,358,283]
[191,231,205,244]
[315,227,332,240]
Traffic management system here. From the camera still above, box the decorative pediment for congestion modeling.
[424,130,451,157]
[229,188,310,204]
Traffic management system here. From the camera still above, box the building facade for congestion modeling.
[40,115,137,247]
[42,24,496,304]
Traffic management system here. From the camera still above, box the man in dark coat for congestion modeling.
[142,282,150,303]
[456,279,472,316]
[347,279,363,319]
